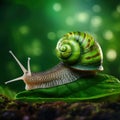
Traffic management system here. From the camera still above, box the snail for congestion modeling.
[5,32,103,90]
[5,32,120,102]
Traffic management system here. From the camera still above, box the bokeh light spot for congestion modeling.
[116,5,120,13]
[47,32,56,40]
[25,39,42,56]
[66,16,74,26]
[92,5,101,13]
[57,30,66,38]
[91,16,102,27]
[53,3,62,12]
[19,26,29,34]
[103,30,114,40]
[31,64,41,72]
[106,49,117,61]
[76,12,89,22]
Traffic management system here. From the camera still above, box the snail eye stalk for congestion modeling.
[5,51,31,84]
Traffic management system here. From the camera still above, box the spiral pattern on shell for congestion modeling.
[56,32,103,71]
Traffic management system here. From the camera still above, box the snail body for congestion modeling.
[5,32,103,90]
[22,63,95,90]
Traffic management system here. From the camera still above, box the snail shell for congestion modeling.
[5,32,103,90]
[56,32,103,71]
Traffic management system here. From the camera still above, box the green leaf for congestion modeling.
[16,73,120,102]
[0,86,16,99]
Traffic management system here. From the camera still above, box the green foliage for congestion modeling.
[16,74,120,102]
[0,86,16,99]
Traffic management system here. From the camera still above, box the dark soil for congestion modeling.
[0,94,120,120]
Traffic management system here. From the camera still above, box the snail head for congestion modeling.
[5,51,31,84]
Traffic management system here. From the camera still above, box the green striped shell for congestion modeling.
[56,32,103,71]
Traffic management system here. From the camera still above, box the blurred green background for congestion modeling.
[0,0,120,92]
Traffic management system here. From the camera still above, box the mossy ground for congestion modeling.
[1,94,120,120]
